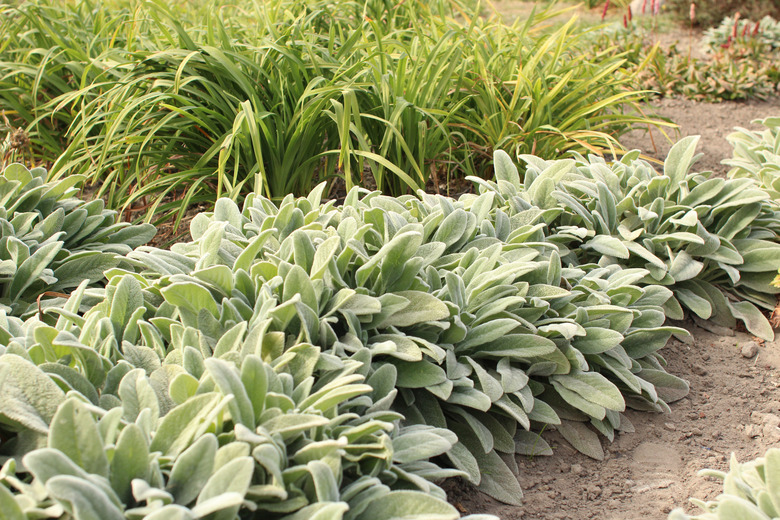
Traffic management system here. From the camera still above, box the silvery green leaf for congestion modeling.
[196,456,253,508]
[582,235,629,259]
[675,288,713,319]
[638,369,689,403]
[119,369,160,422]
[190,492,245,519]
[24,447,91,484]
[664,136,700,191]
[110,424,149,504]
[241,356,268,424]
[713,496,772,520]
[668,250,704,281]
[143,505,196,520]
[464,334,557,359]
[0,483,24,520]
[149,393,225,457]
[281,502,350,520]
[46,475,124,520]
[48,398,108,476]
[205,358,254,428]
[378,290,449,328]
[8,241,62,302]
[571,327,623,355]
[355,490,460,520]
[392,360,448,389]
[167,433,217,505]
[263,413,330,440]
[446,441,480,484]
[728,300,774,341]
[493,150,521,190]
[160,283,219,319]
[393,427,456,465]
[552,371,624,411]
[109,275,144,337]
[737,243,780,273]
[621,327,680,358]
[464,357,503,402]
[765,449,780,515]
[556,420,604,461]
[513,431,553,457]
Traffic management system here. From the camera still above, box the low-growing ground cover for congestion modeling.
[2,1,780,519]
[2,125,780,518]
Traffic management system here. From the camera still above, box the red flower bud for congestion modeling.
[601,0,610,20]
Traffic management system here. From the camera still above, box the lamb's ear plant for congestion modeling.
[725,117,780,199]
[478,138,780,340]
[0,163,156,317]
[128,181,689,503]
[668,448,780,520]
[0,272,484,519]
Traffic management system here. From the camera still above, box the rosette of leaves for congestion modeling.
[0,275,481,519]
[668,448,780,520]
[476,138,780,340]
[123,184,689,502]
[725,117,780,198]
[0,163,156,317]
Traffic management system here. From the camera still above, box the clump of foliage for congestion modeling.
[702,15,780,51]
[0,163,156,316]
[489,136,780,340]
[637,42,779,101]
[726,117,780,198]
[669,448,780,519]
[666,0,780,28]
[2,137,779,514]
[586,16,779,103]
[0,0,663,225]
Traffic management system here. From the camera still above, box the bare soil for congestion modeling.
[448,2,780,518]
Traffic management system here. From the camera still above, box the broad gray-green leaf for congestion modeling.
[196,456,254,505]
[205,358,254,428]
[552,372,625,411]
[49,398,108,476]
[110,424,149,504]
[46,475,124,520]
[728,300,774,341]
[556,420,604,460]
[571,328,623,355]
[378,291,449,328]
[356,490,460,520]
[0,483,24,520]
[263,413,330,440]
[168,434,218,505]
[392,360,448,388]
[149,393,224,457]
[0,354,65,433]
[514,431,553,457]
[493,150,521,189]
[582,235,629,259]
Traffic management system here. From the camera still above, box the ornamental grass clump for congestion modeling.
[1,0,663,225]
